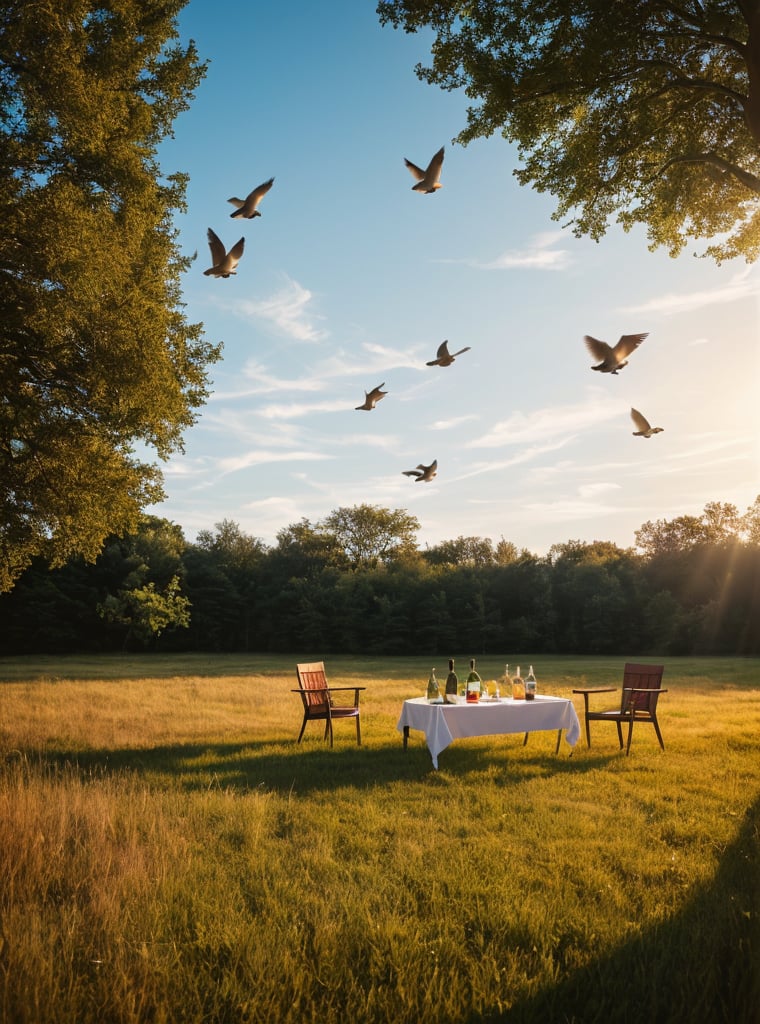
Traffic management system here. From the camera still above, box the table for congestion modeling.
[397,695,581,769]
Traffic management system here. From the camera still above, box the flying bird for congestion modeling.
[404,146,445,193]
[630,407,664,437]
[355,383,388,411]
[403,459,437,482]
[585,333,648,373]
[203,229,245,278]
[426,340,471,367]
[228,177,275,219]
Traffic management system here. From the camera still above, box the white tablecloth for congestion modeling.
[397,695,581,768]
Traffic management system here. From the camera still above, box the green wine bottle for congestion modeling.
[445,658,458,702]
[465,659,481,703]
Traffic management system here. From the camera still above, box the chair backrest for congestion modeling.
[621,663,664,712]
[296,662,330,709]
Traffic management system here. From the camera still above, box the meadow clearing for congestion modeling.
[0,653,758,1023]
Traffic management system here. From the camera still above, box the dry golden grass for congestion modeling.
[0,654,758,1023]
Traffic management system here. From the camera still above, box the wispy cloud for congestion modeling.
[438,232,573,272]
[256,399,350,420]
[480,232,573,271]
[465,394,621,449]
[431,413,480,430]
[210,360,324,400]
[211,341,421,403]
[523,498,623,522]
[449,439,577,483]
[578,482,622,499]
[227,275,328,341]
[618,266,757,316]
[218,449,333,475]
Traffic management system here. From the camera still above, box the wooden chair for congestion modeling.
[573,663,667,755]
[292,662,365,747]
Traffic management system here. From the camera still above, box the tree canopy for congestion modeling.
[377,0,760,261]
[320,505,420,568]
[0,0,218,592]
[1,497,758,656]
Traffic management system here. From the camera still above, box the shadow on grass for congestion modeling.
[7,734,614,794]
[485,794,760,1024]
[5,737,757,1022]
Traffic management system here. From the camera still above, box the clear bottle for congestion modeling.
[525,665,537,701]
[512,664,525,700]
[445,658,458,703]
[426,668,440,703]
[503,664,511,695]
[466,658,482,703]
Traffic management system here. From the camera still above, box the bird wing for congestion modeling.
[614,333,649,358]
[248,177,274,203]
[227,237,245,263]
[404,158,425,181]
[424,146,445,181]
[227,197,246,209]
[403,469,422,478]
[435,340,451,359]
[630,407,651,432]
[584,335,613,360]
[206,228,226,266]
[450,346,471,358]
[368,384,387,401]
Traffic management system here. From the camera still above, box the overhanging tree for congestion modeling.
[0,0,218,591]
[378,1,760,260]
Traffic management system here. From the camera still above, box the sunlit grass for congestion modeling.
[0,654,758,1023]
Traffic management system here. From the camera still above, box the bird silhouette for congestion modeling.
[355,383,388,411]
[403,459,437,482]
[228,177,275,219]
[404,146,445,193]
[203,229,245,277]
[585,333,648,373]
[630,407,664,437]
[426,340,471,367]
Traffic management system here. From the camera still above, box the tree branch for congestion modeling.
[656,151,760,193]
[624,58,748,107]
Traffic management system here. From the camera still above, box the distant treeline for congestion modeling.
[1,499,758,657]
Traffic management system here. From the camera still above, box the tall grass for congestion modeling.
[0,654,758,1023]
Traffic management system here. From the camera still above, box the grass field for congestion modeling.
[0,653,758,1023]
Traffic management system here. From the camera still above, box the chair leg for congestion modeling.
[523,732,529,746]
[356,716,361,747]
[297,716,308,743]
[625,718,635,755]
[584,717,591,748]
[616,721,624,749]
[652,715,665,750]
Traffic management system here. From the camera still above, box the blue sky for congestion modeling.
[154,1,760,556]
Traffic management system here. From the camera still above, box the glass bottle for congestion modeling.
[503,664,510,697]
[512,664,525,700]
[426,668,440,703]
[465,658,481,703]
[445,658,458,703]
[525,665,537,700]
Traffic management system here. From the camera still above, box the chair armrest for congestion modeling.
[324,686,367,692]
[572,686,617,714]
[625,687,668,694]
[291,687,330,695]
